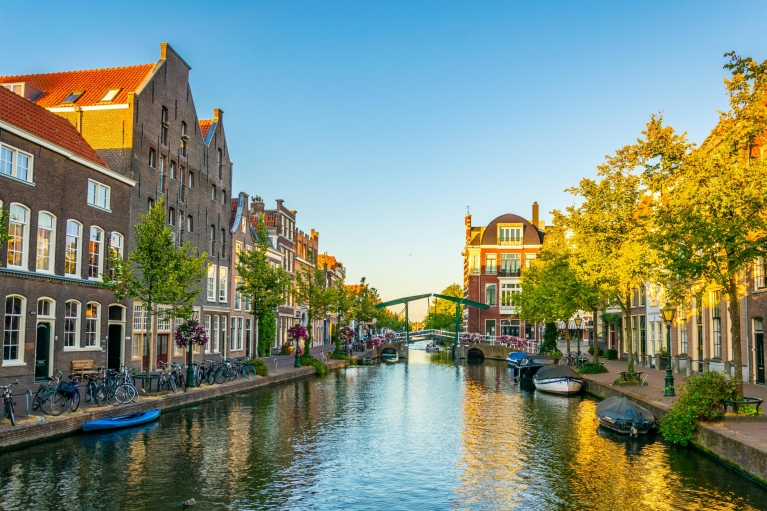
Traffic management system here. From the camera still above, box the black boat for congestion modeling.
[517,355,557,380]
[596,396,656,437]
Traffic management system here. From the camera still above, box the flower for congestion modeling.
[339,326,355,341]
[384,331,396,341]
[174,319,209,348]
[288,324,308,342]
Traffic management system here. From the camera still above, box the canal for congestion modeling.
[0,346,765,510]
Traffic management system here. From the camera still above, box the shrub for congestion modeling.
[280,343,294,355]
[546,349,563,361]
[578,363,608,375]
[660,371,737,446]
[657,346,668,357]
[330,352,356,365]
[539,323,558,354]
[587,345,605,356]
[606,349,618,360]
[251,358,269,377]
[300,355,328,376]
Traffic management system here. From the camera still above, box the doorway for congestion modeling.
[698,325,704,372]
[755,318,764,385]
[35,323,51,382]
[156,334,169,366]
[108,324,123,370]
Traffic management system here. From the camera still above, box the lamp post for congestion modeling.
[574,315,583,368]
[662,305,676,397]
[186,310,199,389]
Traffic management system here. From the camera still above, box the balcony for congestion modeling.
[485,267,497,275]
[500,304,516,314]
[498,268,521,277]
[498,239,522,246]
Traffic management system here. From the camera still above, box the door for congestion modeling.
[107,324,122,370]
[156,334,169,366]
[756,332,765,385]
[142,335,149,372]
[245,319,252,357]
[35,323,51,382]
[698,325,704,372]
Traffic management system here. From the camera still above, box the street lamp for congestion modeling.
[186,310,199,389]
[661,304,676,397]
[574,315,583,368]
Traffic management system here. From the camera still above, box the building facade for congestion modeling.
[0,86,134,384]
[463,203,545,339]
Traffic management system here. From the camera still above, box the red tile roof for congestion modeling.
[199,119,213,139]
[0,64,155,108]
[0,86,107,167]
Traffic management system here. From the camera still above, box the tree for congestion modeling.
[327,278,356,352]
[294,265,332,357]
[0,205,9,258]
[425,284,464,331]
[237,213,292,358]
[619,54,767,396]
[103,195,207,371]
[351,277,379,326]
[258,309,277,357]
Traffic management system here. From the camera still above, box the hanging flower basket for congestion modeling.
[288,324,308,343]
[339,326,355,342]
[384,331,396,342]
[174,319,209,348]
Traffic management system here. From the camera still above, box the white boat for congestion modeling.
[533,365,583,395]
[382,352,399,362]
[425,343,439,351]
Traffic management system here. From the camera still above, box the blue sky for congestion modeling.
[6,1,767,318]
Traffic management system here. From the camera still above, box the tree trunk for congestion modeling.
[145,300,154,374]
[254,316,259,359]
[623,288,634,374]
[305,310,313,358]
[727,272,744,398]
[593,307,600,364]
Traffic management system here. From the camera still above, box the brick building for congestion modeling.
[463,203,545,339]
[1,43,234,371]
[0,86,134,384]
[295,227,323,346]
[318,252,345,343]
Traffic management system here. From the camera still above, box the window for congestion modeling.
[631,289,638,307]
[234,277,242,310]
[168,208,176,226]
[485,319,496,337]
[235,242,243,266]
[217,148,223,179]
[100,88,120,102]
[85,303,100,347]
[498,227,522,245]
[219,316,226,352]
[244,292,251,313]
[157,307,171,331]
[470,254,479,275]
[88,180,111,210]
[37,298,53,318]
[205,315,212,354]
[1,144,32,182]
[207,265,216,301]
[110,232,123,259]
[87,227,104,279]
[500,253,520,276]
[500,283,520,306]
[149,149,156,168]
[133,335,141,359]
[64,300,79,348]
[211,185,217,201]
[148,198,155,210]
[231,318,237,351]
[212,315,219,353]
[485,284,497,306]
[169,161,176,180]
[219,267,228,302]
[188,172,194,189]
[222,189,226,205]
[639,287,646,306]
[650,320,656,353]
[712,291,722,358]
[680,320,688,355]
[161,107,169,145]
[220,228,226,258]
[7,204,29,269]
[640,315,646,355]
[159,155,165,175]
[245,319,251,351]
[62,91,84,103]
[133,304,146,332]
[525,253,536,267]
[757,257,767,290]
[241,217,246,233]
[485,254,496,274]
[4,296,25,361]
[180,122,187,157]
[186,215,193,232]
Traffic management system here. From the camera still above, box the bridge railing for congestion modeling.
[391,330,540,354]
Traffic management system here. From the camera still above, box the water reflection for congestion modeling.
[0,348,764,510]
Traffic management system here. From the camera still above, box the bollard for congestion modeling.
[724,360,732,378]
[672,355,679,374]
[274,359,278,372]
[654,353,661,370]
[703,359,710,372]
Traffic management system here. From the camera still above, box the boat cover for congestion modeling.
[506,352,527,362]
[596,397,655,427]
[520,355,557,366]
[534,365,581,380]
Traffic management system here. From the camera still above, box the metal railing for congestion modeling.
[498,268,521,277]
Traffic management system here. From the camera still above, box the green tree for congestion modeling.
[327,278,356,352]
[236,213,292,358]
[425,284,463,331]
[258,309,277,357]
[351,277,379,326]
[0,205,9,258]
[103,195,207,371]
[294,265,332,357]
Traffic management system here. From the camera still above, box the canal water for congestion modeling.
[0,346,766,511]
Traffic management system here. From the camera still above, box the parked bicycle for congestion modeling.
[169,362,186,392]
[158,362,177,393]
[1,380,18,426]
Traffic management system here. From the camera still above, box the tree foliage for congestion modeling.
[425,283,463,331]
[294,265,332,356]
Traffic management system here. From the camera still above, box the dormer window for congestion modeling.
[498,226,522,246]
[62,91,84,104]
[100,88,121,102]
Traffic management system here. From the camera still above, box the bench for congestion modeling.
[723,397,763,415]
[71,359,101,377]
[615,371,648,386]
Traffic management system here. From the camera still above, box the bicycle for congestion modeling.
[232,357,256,379]
[169,362,186,392]
[158,362,177,393]
[1,380,18,426]
[32,371,67,416]
[60,376,80,412]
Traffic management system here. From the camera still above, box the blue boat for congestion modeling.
[506,351,528,369]
[82,410,161,432]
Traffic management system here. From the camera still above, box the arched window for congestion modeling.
[65,220,82,277]
[4,295,25,362]
[64,300,80,348]
[37,298,55,318]
[7,204,29,269]
[88,226,104,280]
[85,302,100,347]
[36,212,56,273]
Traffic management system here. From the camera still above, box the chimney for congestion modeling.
[532,202,539,228]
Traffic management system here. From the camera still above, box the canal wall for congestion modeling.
[582,377,767,488]
[0,358,351,452]
[454,342,517,360]
[373,341,408,359]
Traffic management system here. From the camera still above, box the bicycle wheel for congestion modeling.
[114,385,133,404]
[41,392,66,416]
[195,371,202,387]
[206,370,216,385]
[5,400,14,426]
[228,367,238,382]
[69,391,80,412]
[169,376,177,393]
[242,365,256,379]
[129,385,140,403]
[31,387,45,410]
[215,369,226,384]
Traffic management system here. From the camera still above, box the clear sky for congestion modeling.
[5,1,767,319]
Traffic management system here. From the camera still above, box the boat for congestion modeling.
[517,355,558,380]
[596,397,656,437]
[533,365,584,395]
[506,351,528,369]
[425,343,439,352]
[82,410,161,432]
[381,352,399,362]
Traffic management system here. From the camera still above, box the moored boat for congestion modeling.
[533,365,583,395]
[82,410,161,432]
[381,353,399,362]
[517,355,558,380]
[425,343,439,351]
[505,351,527,369]
[596,397,655,437]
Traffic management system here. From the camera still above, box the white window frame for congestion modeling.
[133,304,146,333]
[211,315,219,353]
[230,317,237,351]
[85,302,101,348]
[88,226,104,281]
[65,220,83,278]
[3,295,26,364]
[234,277,242,310]
[87,179,111,211]
[237,317,243,351]
[0,143,34,183]
[219,267,228,302]
[37,297,55,318]
[205,315,212,354]
[485,284,497,306]
[219,316,226,353]
[7,203,30,270]
[36,211,56,274]
[207,264,216,302]
[110,232,124,259]
[64,300,81,349]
